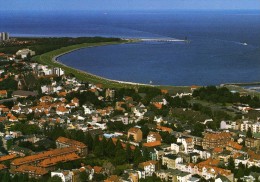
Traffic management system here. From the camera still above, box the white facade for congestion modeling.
[51,171,72,182]
[241,120,260,133]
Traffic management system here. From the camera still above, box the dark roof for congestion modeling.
[164,154,178,160]
[87,129,103,138]
[12,90,38,97]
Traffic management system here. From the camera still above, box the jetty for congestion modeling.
[140,38,186,42]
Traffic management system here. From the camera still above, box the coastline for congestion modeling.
[33,38,260,93]
[34,39,158,88]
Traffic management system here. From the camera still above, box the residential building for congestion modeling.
[0,32,9,41]
[177,137,194,154]
[162,154,183,169]
[138,160,158,177]
[156,169,192,182]
[245,138,260,149]
[220,120,239,130]
[202,132,231,150]
[16,49,35,59]
[14,165,48,179]
[51,170,73,182]
[147,131,162,143]
[56,136,88,156]
[105,175,123,182]
[128,127,143,142]
[10,147,79,170]
[0,90,7,98]
[240,120,260,133]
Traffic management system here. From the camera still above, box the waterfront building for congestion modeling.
[0,32,9,41]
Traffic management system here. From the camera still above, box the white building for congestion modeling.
[240,120,260,133]
[220,120,238,130]
[16,49,35,59]
[51,171,73,182]
[177,137,194,154]
[138,160,158,177]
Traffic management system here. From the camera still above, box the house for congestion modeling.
[138,160,158,177]
[71,97,80,107]
[11,105,21,114]
[56,106,70,115]
[156,169,192,182]
[56,136,88,156]
[240,120,260,133]
[0,90,7,98]
[157,126,173,134]
[147,131,162,143]
[0,164,8,172]
[202,132,231,150]
[225,141,242,152]
[128,127,143,142]
[16,49,35,59]
[245,137,260,149]
[143,141,162,148]
[8,146,33,157]
[40,96,54,103]
[51,170,73,182]
[104,175,123,182]
[14,165,48,179]
[150,95,167,109]
[162,154,183,169]
[177,137,194,154]
[220,121,238,130]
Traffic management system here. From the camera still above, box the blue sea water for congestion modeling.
[1,10,260,85]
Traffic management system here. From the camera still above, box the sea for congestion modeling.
[1,10,260,86]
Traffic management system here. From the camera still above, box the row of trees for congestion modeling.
[193,86,260,107]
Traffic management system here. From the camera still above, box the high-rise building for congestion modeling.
[0,32,9,41]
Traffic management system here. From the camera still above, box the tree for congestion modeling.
[142,147,151,161]
[79,171,89,182]
[227,157,235,173]
[246,127,253,138]
[6,139,13,150]
[133,147,143,167]
[93,173,106,182]
[113,148,126,165]
[106,138,115,157]
[125,143,132,163]
[141,125,150,139]
[47,176,62,182]
[102,162,115,176]
[85,132,93,151]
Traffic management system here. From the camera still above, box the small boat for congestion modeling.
[242,42,247,46]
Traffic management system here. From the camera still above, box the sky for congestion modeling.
[1,0,260,11]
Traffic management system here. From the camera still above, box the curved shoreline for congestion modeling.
[34,39,260,91]
[53,43,155,87]
[34,40,160,88]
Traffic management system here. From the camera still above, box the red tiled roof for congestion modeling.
[11,147,77,166]
[14,165,48,176]
[143,141,161,147]
[0,154,17,162]
[56,137,87,149]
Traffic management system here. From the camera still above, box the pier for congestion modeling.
[140,38,186,42]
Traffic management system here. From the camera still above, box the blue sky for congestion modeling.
[1,0,260,11]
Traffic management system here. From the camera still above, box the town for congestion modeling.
[0,36,260,182]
